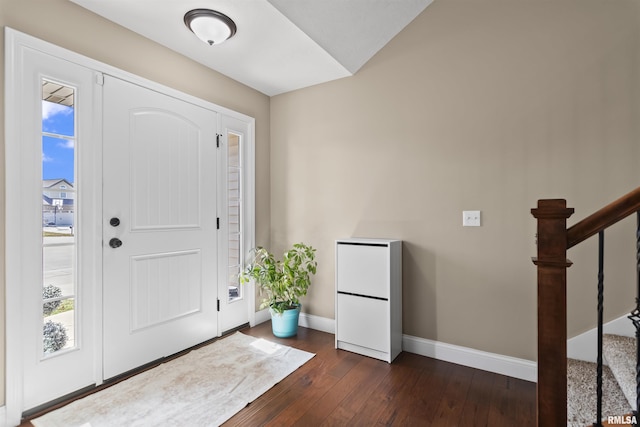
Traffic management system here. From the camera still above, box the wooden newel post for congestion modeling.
[531,199,574,427]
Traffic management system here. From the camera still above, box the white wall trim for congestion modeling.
[402,334,537,382]
[0,405,7,427]
[261,310,537,382]
[254,308,271,325]
[568,313,635,363]
[5,26,27,427]
[299,312,335,334]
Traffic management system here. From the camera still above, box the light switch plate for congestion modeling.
[463,210,481,227]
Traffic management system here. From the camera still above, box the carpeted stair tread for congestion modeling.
[603,334,636,409]
[567,358,631,427]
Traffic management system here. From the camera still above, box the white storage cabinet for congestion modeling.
[335,238,402,363]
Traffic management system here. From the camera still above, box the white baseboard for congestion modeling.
[253,310,536,382]
[567,313,635,363]
[402,334,537,382]
[254,308,270,325]
[298,312,335,334]
[0,405,7,427]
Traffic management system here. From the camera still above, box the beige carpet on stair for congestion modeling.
[603,334,637,409]
[32,332,314,427]
[567,358,631,427]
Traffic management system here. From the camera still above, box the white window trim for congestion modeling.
[240,123,256,325]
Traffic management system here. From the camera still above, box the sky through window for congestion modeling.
[42,100,75,182]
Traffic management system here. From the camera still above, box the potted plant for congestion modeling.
[240,243,317,337]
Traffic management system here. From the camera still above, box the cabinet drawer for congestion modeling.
[336,243,388,299]
[337,293,389,353]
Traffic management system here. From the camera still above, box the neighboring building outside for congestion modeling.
[42,179,74,227]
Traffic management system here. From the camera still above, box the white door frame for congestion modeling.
[4,27,255,426]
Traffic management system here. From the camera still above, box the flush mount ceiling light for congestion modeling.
[184,9,237,46]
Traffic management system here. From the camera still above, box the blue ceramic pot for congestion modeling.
[270,304,301,338]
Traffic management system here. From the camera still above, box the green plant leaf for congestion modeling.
[240,243,317,310]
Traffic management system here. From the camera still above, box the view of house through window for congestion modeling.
[228,132,243,302]
[42,79,77,355]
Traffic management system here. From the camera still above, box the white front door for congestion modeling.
[102,76,219,379]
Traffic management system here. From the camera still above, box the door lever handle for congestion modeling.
[109,238,122,248]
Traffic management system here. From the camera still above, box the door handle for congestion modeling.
[109,238,123,248]
[110,217,120,227]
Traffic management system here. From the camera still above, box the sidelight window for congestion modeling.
[41,79,77,355]
[228,132,243,302]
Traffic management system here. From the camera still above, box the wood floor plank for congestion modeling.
[308,358,390,426]
[345,354,422,427]
[372,354,427,425]
[325,350,363,379]
[430,363,475,426]
[391,357,455,425]
[263,350,363,426]
[513,376,536,424]
[487,374,536,427]
[457,369,496,426]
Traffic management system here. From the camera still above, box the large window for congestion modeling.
[42,80,77,355]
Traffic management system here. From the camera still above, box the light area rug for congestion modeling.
[32,332,314,427]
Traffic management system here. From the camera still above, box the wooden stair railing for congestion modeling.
[532,186,640,426]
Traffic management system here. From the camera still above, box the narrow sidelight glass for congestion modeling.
[41,79,77,355]
[228,133,243,302]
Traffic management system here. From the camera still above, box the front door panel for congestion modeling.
[102,76,218,379]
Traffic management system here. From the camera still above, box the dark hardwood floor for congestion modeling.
[19,322,536,426]
[231,323,535,426]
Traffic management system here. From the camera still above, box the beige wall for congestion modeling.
[1,0,271,407]
[270,0,640,361]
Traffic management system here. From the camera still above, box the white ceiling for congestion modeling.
[69,0,433,96]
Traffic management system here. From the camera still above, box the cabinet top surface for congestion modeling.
[336,238,402,244]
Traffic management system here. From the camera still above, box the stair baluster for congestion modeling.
[637,211,640,427]
[596,231,605,427]
[630,211,640,427]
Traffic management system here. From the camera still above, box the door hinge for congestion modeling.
[216,134,221,148]
[217,299,220,311]
[217,217,220,229]
[95,72,104,86]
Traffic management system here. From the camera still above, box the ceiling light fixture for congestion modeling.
[184,9,237,46]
